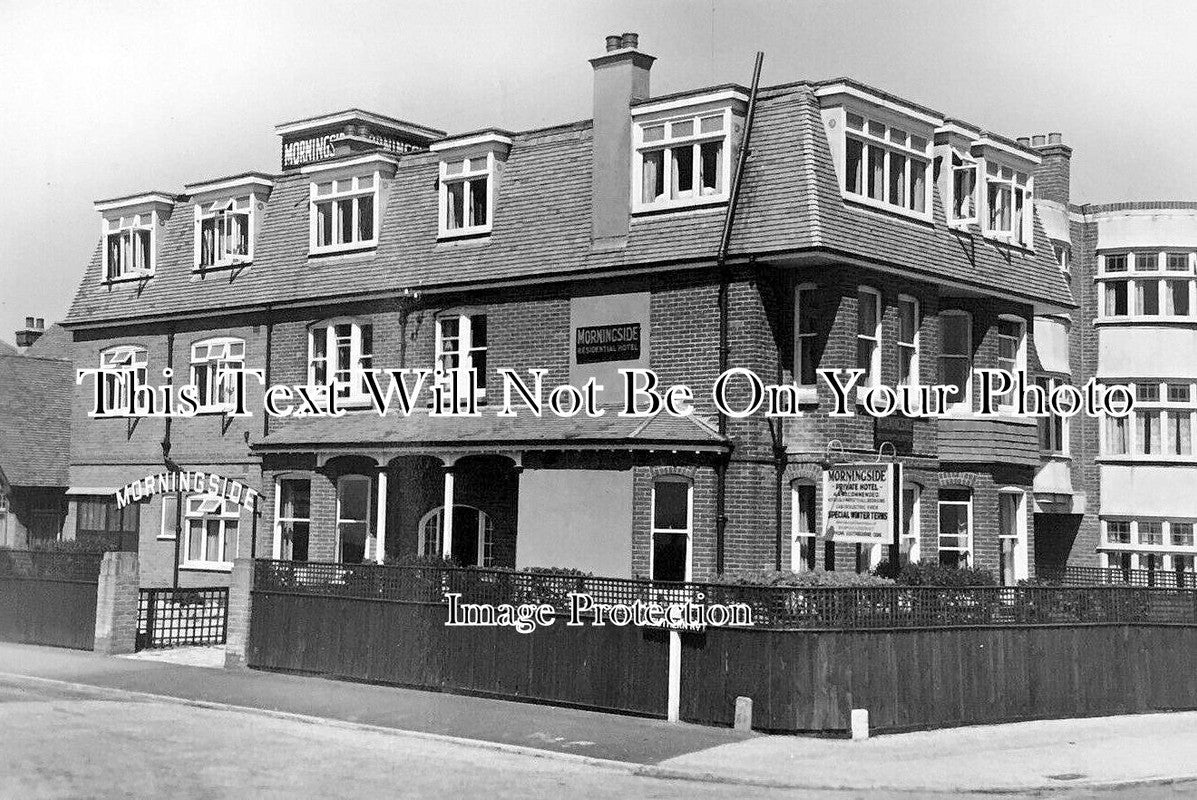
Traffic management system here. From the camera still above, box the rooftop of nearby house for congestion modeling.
[65,37,1074,329]
[0,324,71,487]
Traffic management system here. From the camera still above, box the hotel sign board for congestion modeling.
[822,462,901,545]
[281,131,424,169]
[114,470,260,512]
[575,323,641,364]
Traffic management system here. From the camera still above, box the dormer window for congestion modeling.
[105,215,154,280]
[950,152,978,224]
[630,90,745,214]
[198,198,250,268]
[842,111,930,219]
[984,163,1032,246]
[301,155,396,256]
[432,132,511,239]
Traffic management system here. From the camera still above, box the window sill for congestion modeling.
[980,231,1034,253]
[1096,455,1197,465]
[194,260,252,273]
[1039,452,1072,462]
[840,193,933,225]
[632,195,728,216]
[437,226,492,241]
[180,561,233,573]
[1093,316,1197,326]
[309,242,378,258]
[157,534,176,541]
[104,273,155,285]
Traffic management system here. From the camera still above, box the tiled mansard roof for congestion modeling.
[65,84,1074,327]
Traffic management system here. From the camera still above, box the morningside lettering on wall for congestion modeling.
[281,132,425,168]
[575,323,642,364]
[822,462,901,544]
[114,471,260,511]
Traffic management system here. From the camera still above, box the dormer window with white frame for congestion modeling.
[841,111,931,220]
[302,155,395,256]
[94,193,173,282]
[186,174,272,271]
[949,151,978,224]
[431,133,510,240]
[631,90,745,214]
[983,161,1033,247]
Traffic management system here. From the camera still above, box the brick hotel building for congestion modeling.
[60,34,1099,588]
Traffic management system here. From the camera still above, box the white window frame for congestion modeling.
[632,106,734,214]
[948,150,978,226]
[897,294,920,388]
[841,110,932,221]
[937,489,973,568]
[649,477,693,582]
[794,283,818,388]
[1037,376,1070,456]
[98,345,148,414]
[997,489,1028,585]
[159,496,180,541]
[335,474,372,564]
[981,160,1033,248]
[438,152,494,238]
[309,172,381,255]
[194,195,254,270]
[417,505,494,567]
[434,312,487,406]
[1103,381,1196,461]
[308,320,374,406]
[996,315,1026,412]
[856,286,882,391]
[182,495,239,571]
[272,477,312,561]
[1097,251,1196,321]
[190,337,246,412]
[790,479,817,573]
[901,483,921,564]
[1102,518,1197,571]
[102,212,157,281]
[938,310,972,413]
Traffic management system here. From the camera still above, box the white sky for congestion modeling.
[2,0,1196,346]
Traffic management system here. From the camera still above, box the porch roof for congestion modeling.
[253,410,728,454]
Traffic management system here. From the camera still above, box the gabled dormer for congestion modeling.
[185,173,274,271]
[430,131,513,239]
[94,192,176,282]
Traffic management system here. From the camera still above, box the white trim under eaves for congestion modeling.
[65,486,118,495]
[300,154,400,175]
[430,132,513,152]
[94,193,176,213]
[936,122,982,140]
[631,88,749,117]
[185,174,276,199]
[814,83,942,127]
[275,109,445,140]
[975,137,1042,166]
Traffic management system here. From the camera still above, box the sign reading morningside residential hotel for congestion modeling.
[822,462,901,544]
[574,323,641,364]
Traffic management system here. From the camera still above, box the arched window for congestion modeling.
[651,477,692,582]
[790,479,817,573]
[418,505,494,568]
[190,337,246,411]
[99,345,148,413]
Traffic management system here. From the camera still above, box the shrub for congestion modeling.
[716,568,894,587]
[875,560,997,586]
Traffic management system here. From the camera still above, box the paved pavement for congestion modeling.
[2,641,1197,797]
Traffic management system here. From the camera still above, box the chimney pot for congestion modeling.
[1032,134,1046,147]
[1047,132,1062,145]
[621,32,639,50]
[35,318,44,329]
[1016,137,1030,146]
[605,35,622,52]
[24,317,33,328]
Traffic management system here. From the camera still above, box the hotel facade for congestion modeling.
[59,34,1121,588]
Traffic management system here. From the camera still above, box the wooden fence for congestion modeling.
[247,560,1197,733]
[0,551,102,650]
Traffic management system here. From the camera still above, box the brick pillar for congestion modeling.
[93,551,139,655]
[224,557,254,669]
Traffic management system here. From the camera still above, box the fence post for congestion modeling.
[93,551,139,655]
[224,558,255,669]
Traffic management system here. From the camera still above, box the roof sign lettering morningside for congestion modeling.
[275,109,446,170]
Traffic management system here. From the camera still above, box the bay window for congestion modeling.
[633,106,734,212]
[99,345,148,414]
[183,495,239,569]
[1103,519,1197,583]
[1103,381,1195,459]
[983,163,1032,247]
[197,197,251,268]
[310,173,379,254]
[843,111,930,218]
[435,312,487,406]
[190,337,245,412]
[1099,252,1195,319]
[938,311,972,411]
[309,321,374,403]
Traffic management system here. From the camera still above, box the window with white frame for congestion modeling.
[197,197,251,268]
[160,497,179,540]
[900,483,920,564]
[794,284,818,386]
[1037,377,1069,454]
[435,313,487,406]
[897,295,919,387]
[983,162,1032,246]
[99,345,148,413]
[310,173,378,254]
[439,153,493,237]
[856,287,881,388]
[275,478,310,561]
[1099,252,1195,319]
[790,480,817,573]
[843,111,930,217]
[1102,518,1197,581]
[309,321,373,403]
[938,311,972,411]
[937,488,971,568]
[996,317,1026,410]
[634,109,733,212]
[1055,243,1071,279]
[949,151,977,224]
[190,337,245,412]
[418,505,494,568]
[336,475,371,564]
[1104,381,1195,459]
[997,490,1028,586]
[651,478,692,582]
[104,213,155,280]
[183,495,239,568]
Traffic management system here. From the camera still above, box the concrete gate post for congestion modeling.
[93,551,139,655]
[224,557,254,669]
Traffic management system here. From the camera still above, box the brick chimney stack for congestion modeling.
[590,32,655,250]
[15,317,45,349]
[1019,132,1072,206]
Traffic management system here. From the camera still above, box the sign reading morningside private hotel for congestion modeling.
[822,462,901,544]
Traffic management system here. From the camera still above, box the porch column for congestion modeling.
[441,459,457,558]
[375,468,388,564]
